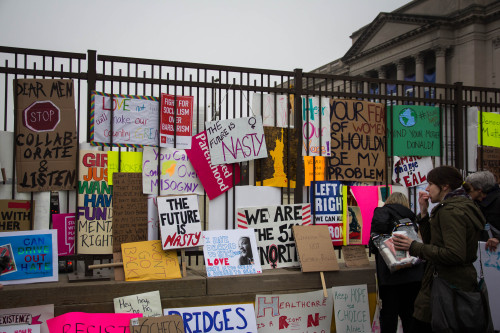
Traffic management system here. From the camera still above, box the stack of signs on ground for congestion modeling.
[0,230,57,285]
[157,195,203,250]
[121,240,181,281]
[164,304,257,333]
[15,79,77,192]
[52,213,75,256]
[301,96,331,156]
[114,290,162,317]
[47,313,142,333]
[0,199,34,232]
[91,91,159,147]
[160,93,193,149]
[310,181,343,246]
[205,116,267,165]
[203,229,261,277]
[255,289,333,332]
[393,156,433,187]
[333,284,371,333]
[237,203,311,269]
[0,304,54,333]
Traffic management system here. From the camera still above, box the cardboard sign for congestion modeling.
[0,199,34,232]
[256,127,298,188]
[47,313,142,333]
[0,304,54,333]
[107,151,143,185]
[203,229,262,277]
[0,324,40,333]
[91,91,159,147]
[310,181,343,246]
[157,195,203,250]
[387,105,440,156]
[205,116,268,165]
[0,230,57,285]
[393,156,433,187]
[237,204,311,269]
[52,213,75,256]
[130,315,184,333]
[112,173,148,253]
[77,150,113,254]
[185,131,241,200]
[342,246,370,267]
[292,225,339,272]
[160,94,194,149]
[114,291,162,317]
[477,146,500,181]
[252,93,293,128]
[333,284,371,333]
[164,304,257,333]
[302,96,331,156]
[255,289,333,332]
[328,99,386,182]
[142,147,203,196]
[121,240,181,282]
[304,156,326,186]
[15,79,77,192]
[478,110,500,148]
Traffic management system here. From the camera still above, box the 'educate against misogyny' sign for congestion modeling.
[310,181,343,246]
[205,116,268,165]
[160,93,194,149]
[328,99,386,182]
[91,91,159,147]
[302,96,331,157]
[157,195,203,250]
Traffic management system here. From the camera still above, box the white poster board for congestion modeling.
[392,156,433,187]
[332,284,371,333]
[474,242,500,330]
[114,290,162,317]
[0,304,54,333]
[252,93,293,128]
[301,96,331,156]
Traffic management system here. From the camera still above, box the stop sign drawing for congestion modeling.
[23,100,61,132]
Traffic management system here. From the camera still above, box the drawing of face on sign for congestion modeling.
[205,116,268,166]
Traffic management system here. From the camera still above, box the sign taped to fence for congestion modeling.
[310,181,343,246]
[236,204,311,270]
[160,93,194,149]
[114,290,162,317]
[205,116,268,165]
[328,99,386,182]
[157,195,203,250]
[302,96,331,157]
[15,79,77,192]
[142,147,203,196]
[392,156,432,187]
[477,110,500,148]
[252,93,294,128]
[254,289,333,333]
[107,151,142,185]
[52,213,75,256]
[91,91,159,148]
[47,312,142,333]
[0,199,34,232]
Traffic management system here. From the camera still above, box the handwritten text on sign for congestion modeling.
[205,116,268,165]
[302,96,331,156]
[333,284,371,333]
[158,195,203,250]
[114,290,162,317]
[393,156,433,187]
[328,99,386,182]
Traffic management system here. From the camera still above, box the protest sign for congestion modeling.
[477,110,500,148]
[185,131,240,200]
[0,304,54,333]
[387,105,440,156]
[157,195,203,250]
[477,146,500,181]
[47,313,142,333]
[52,213,75,256]
[0,230,57,285]
[107,151,142,185]
[0,324,40,333]
[160,93,194,149]
[293,225,339,272]
[342,246,370,267]
[112,173,148,253]
[237,204,311,269]
[130,315,184,333]
[256,127,298,188]
[393,156,432,187]
[164,304,257,333]
[302,96,331,156]
[142,147,203,196]
[203,229,262,277]
[77,150,113,254]
[147,195,159,241]
[310,181,343,246]
[91,91,159,147]
[328,99,386,182]
[474,242,500,330]
[205,116,267,165]
[252,93,293,128]
[255,289,333,332]
[333,284,371,333]
[15,79,77,192]
[114,290,162,317]
[0,199,34,232]
[121,240,181,281]
[304,156,325,186]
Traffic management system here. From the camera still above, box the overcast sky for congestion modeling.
[0,0,411,71]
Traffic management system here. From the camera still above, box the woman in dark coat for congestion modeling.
[370,192,424,333]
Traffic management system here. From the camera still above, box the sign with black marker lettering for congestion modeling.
[0,199,34,232]
[114,290,162,317]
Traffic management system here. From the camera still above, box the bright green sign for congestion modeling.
[478,111,500,148]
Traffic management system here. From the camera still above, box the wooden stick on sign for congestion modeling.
[320,272,328,298]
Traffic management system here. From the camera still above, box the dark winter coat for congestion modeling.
[478,184,500,241]
[409,195,485,323]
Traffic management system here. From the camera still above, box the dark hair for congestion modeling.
[427,166,463,190]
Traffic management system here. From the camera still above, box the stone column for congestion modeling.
[415,53,425,98]
[397,60,405,96]
[435,46,446,84]
[378,67,386,96]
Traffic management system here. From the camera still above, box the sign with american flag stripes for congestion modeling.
[236,204,311,270]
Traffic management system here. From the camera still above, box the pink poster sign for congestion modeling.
[47,312,142,333]
[350,186,382,245]
[52,213,76,256]
[186,131,241,200]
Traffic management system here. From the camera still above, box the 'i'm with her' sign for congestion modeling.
[205,116,268,165]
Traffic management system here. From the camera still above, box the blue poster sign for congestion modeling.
[310,181,343,246]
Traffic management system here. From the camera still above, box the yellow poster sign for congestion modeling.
[304,156,325,186]
[478,111,500,148]
[108,151,143,185]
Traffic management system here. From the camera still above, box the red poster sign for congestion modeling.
[160,94,194,149]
